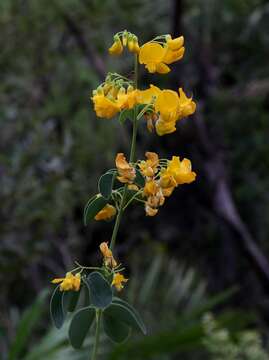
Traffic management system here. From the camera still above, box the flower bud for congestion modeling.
[127,85,134,93]
[109,35,123,55]
[122,30,128,46]
[97,86,104,95]
[128,34,135,52]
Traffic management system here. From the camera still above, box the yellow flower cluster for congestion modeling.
[92,81,138,119]
[91,32,196,136]
[138,85,196,135]
[94,151,196,219]
[139,152,196,216]
[109,30,140,55]
[52,272,81,292]
[139,35,185,74]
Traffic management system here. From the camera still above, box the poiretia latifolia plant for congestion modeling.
[50,30,197,360]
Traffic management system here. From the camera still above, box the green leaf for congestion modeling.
[83,194,98,220]
[87,272,112,309]
[50,286,65,329]
[134,169,145,187]
[119,108,133,124]
[82,278,91,307]
[62,290,80,314]
[69,306,95,349]
[103,310,131,343]
[104,303,146,335]
[98,172,115,199]
[112,297,146,335]
[84,195,108,225]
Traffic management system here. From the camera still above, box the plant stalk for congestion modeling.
[90,310,101,360]
[110,54,139,251]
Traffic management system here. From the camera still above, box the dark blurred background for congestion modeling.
[1,0,269,359]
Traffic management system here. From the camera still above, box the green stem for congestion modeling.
[110,54,139,251]
[91,310,101,360]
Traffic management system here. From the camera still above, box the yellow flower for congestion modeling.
[139,152,159,177]
[166,35,184,51]
[52,272,81,292]
[117,87,139,110]
[128,36,140,54]
[109,36,123,55]
[167,156,196,185]
[100,242,117,268]
[154,88,196,135]
[155,118,176,136]
[137,84,161,104]
[115,153,136,184]
[139,42,171,74]
[112,273,128,291]
[163,46,185,65]
[155,89,180,123]
[159,169,177,197]
[139,36,185,74]
[178,88,196,118]
[94,204,117,221]
[143,179,159,197]
[92,94,120,119]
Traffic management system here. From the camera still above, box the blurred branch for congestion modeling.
[196,107,269,284]
[53,2,105,79]
[193,6,269,285]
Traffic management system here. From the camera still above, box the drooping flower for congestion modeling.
[115,153,136,184]
[99,242,117,268]
[166,156,196,185]
[112,273,128,291]
[139,152,159,177]
[52,272,81,292]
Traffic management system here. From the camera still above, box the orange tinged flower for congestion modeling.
[139,152,159,177]
[100,242,117,268]
[115,153,136,184]
[94,204,116,221]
